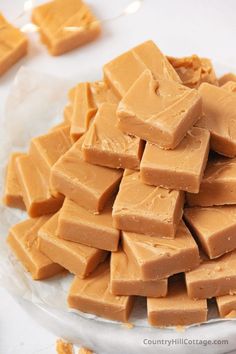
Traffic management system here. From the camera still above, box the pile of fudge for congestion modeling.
[4,40,236,327]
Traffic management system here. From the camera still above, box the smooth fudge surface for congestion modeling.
[51,136,122,213]
[185,251,236,299]
[32,0,101,56]
[186,155,236,207]
[216,294,236,318]
[68,260,134,322]
[185,206,236,259]
[103,40,180,98]
[57,198,120,251]
[16,154,64,217]
[122,221,199,280]
[117,70,201,149]
[82,103,144,169]
[38,213,107,278]
[147,279,207,327]
[3,152,25,209]
[7,216,63,280]
[110,247,168,297]
[0,13,27,76]
[140,127,210,193]
[219,73,236,86]
[112,169,184,238]
[197,83,236,157]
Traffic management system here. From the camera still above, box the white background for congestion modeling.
[0,0,236,353]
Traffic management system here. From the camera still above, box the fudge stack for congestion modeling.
[4,40,236,327]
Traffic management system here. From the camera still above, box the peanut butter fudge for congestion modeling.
[185,206,236,259]
[82,103,144,169]
[0,13,27,76]
[219,73,236,86]
[110,248,168,297]
[186,155,236,206]
[51,137,122,213]
[185,251,236,299]
[32,0,101,56]
[56,339,73,354]
[68,260,134,322]
[140,127,210,193]
[122,221,199,280]
[7,216,63,280]
[222,80,236,94]
[103,40,180,98]
[112,170,184,238]
[16,154,64,217]
[3,153,25,209]
[90,81,119,106]
[147,280,207,327]
[196,83,236,157]
[38,213,107,278]
[216,294,236,318]
[117,70,201,149]
[57,198,120,251]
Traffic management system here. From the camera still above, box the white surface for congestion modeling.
[0,0,236,353]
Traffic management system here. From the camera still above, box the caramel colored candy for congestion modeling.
[56,339,73,354]
[64,104,73,123]
[51,137,123,213]
[32,0,101,56]
[197,83,236,157]
[50,122,70,132]
[186,156,236,207]
[112,170,184,238]
[122,221,199,280]
[16,154,63,217]
[38,213,107,278]
[140,127,210,193]
[7,216,63,280]
[90,80,119,106]
[0,13,27,76]
[67,260,134,322]
[222,80,236,94]
[82,103,144,169]
[147,280,207,327]
[117,70,201,149]
[185,206,236,259]
[185,251,236,299]
[110,248,168,297]
[216,294,236,318]
[57,198,120,251]
[3,152,25,210]
[103,40,180,98]
[219,73,236,86]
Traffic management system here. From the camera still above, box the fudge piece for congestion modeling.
[7,216,63,280]
[50,122,70,132]
[90,81,119,106]
[16,154,64,217]
[64,104,73,123]
[140,127,210,193]
[216,294,236,318]
[185,250,236,299]
[103,40,180,98]
[0,13,27,76]
[168,55,218,88]
[110,248,168,297]
[117,70,201,149]
[50,136,122,213]
[186,155,236,207]
[112,170,184,238]
[122,221,199,280]
[196,83,236,157]
[38,213,107,278]
[32,0,101,56]
[147,280,207,327]
[222,81,236,94]
[79,348,93,354]
[3,152,25,209]
[67,260,134,322]
[57,198,120,251]
[82,103,144,169]
[184,206,236,259]
[56,339,73,354]
[219,73,236,86]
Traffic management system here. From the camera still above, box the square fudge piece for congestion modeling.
[122,221,199,280]
[184,206,236,259]
[219,73,236,86]
[82,103,144,169]
[117,70,201,149]
[140,127,210,193]
[112,169,184,238]
[216,294,236,318]
[32,0,101,56]
[67,260,134,322]
[147,280,207,327]
[0,13,27,76]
